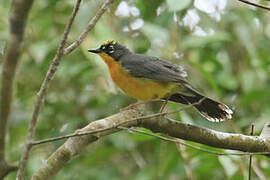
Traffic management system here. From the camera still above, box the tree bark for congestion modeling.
[31,104,270,180]
[0,0,34,178]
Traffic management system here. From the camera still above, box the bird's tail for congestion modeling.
[168,87,233,122]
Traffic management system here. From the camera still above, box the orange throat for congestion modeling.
[98,53,177,100]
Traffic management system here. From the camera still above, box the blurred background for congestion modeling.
[1,0,270,179]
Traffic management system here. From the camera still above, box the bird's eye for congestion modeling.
[108,45,114,50]
[101,45,106,50]
[108,45,114,53]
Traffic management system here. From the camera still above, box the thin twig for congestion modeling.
[237,0,270,11]
[63,0,114,55]
[31,107,270,179]
[18,0,114,176]
[16,1,82,179]
[29,100,270,157]
[249,124,255,180]
[117,126,270,156]
[31,127,110,145]
[30,103,200,145]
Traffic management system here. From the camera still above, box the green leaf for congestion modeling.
[182,32,231,48]
[166,0,191,12]
[190,61,221,97]
[240,89,270,105]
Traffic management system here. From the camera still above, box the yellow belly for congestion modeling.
[99,53,177,100]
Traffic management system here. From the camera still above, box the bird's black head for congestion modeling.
[88,40,131,61]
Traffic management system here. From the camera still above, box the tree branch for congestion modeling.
[248,124,255,180]
[237,0,270,10]
[0,0,34,178]
[63,0,114,55]
[31,104,270,180]
[140,117,270,153]
[16,0,82,179]
[31,106,145,180]
[118,125,270,155]
[17,1,114,178]
[0,161,18,179]
[29,103,199,146]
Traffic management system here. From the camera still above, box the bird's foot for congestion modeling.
[159,98,169,113]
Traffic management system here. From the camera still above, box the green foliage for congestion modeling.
[166,0,191,12]
[1,0,270,179]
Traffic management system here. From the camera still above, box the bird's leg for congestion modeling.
[159,98,169,113]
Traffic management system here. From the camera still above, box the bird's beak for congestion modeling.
[88,48,101,54]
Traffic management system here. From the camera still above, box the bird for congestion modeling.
[88,40,233,122]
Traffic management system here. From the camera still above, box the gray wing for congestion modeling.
[120,54,188,83]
